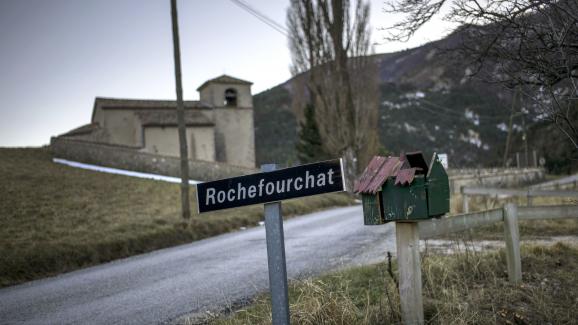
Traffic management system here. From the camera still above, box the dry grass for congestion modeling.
[210,242,578,325]
[0,147,353,287]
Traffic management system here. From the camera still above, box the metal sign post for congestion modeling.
[196,159,346,324]
[262,164,290,325]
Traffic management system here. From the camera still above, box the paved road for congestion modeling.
[0,206,396,324]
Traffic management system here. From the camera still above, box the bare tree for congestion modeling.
[287,0,379,188]
[170,0,191,220]
[384,0,578,150]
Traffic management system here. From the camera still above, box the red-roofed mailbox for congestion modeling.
[354,152,449,225]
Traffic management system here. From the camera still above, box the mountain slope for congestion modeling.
[253,31,574,170]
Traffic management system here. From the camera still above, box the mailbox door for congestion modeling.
[427,157,450,217]
[362,194,385,225]
[381,176,429,222]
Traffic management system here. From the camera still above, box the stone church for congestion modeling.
[54,75,256,169]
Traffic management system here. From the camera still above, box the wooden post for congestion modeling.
[170,0,191,220]
[516,152,520,168]
[503,203,522,283]
[396,222,424,325]
[462,190,469,213]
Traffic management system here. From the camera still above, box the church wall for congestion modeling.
[213,107,255,168]
[100,110,142,147]
[57,75,257,175]
[50,137,255,181]
[143,126,215,162]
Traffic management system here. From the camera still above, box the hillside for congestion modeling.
[253,31,576,171]
[0,148,351,287]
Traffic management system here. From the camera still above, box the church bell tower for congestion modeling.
[197,75,255,168]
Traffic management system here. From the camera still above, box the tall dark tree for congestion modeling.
[287,0,380,189]
[296,104,329,163]
[170,0,191,220]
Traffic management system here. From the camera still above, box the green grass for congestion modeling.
[0,147,353,287]
[209,242,578,324]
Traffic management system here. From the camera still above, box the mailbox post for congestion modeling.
[355,152,450,325]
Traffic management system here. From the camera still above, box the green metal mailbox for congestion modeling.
[354,152,449,225]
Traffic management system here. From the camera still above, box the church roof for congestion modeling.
[196,74,253,91]
[91,97,214,123]
[136,110,214,127]
[59,123,101,137]
[95,97,212,109]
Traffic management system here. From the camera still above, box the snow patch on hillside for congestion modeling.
[53,158,201,184]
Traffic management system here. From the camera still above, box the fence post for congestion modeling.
[461,187,469,213]
[503,203,522,283]
[396,222,424,325]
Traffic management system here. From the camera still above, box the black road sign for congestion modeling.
[196,159,345,213]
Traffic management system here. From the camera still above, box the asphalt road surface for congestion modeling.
[0,205,397,324]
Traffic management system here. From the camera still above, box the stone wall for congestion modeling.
[50,137,256,181]
[448,168,546,193]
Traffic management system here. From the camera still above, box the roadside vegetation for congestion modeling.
[204,190,578,324]
[210,242,578,325]
[0,148,353,287]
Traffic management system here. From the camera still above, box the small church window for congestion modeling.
[224,88,237,107]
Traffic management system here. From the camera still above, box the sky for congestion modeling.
[0,0,454,147]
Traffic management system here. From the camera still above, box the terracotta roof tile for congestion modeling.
[395,168,417,186]
[354,156,387,193]
[355,152,428,194]
[354,156,402,194]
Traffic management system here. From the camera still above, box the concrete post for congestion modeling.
[396,222,424,325]
[503,203,522,283]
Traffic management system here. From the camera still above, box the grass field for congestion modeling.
[209,242,578,324]
[0,148,353,287]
